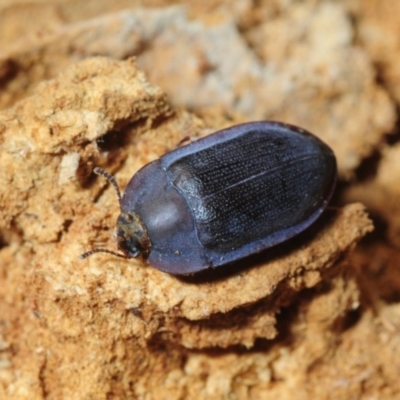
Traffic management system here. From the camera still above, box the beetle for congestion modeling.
[81,121,337,275]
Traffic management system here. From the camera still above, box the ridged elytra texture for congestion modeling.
[120,121,337,275]
[169,129,333,251]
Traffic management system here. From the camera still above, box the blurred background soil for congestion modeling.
[0,1,400,399]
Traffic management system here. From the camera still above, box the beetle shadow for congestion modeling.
[177,208,339,285]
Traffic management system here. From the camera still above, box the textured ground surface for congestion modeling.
[0,1,399,399]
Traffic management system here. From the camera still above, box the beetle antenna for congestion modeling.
[94,167,122,207]
[79,167,126,260]
[80,248,127,259]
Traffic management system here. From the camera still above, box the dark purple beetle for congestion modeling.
[81,121,337,275]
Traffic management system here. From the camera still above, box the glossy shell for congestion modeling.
[117,121,336,275]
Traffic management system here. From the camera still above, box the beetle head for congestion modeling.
[80,167,151,261]
[116,211,150,258]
